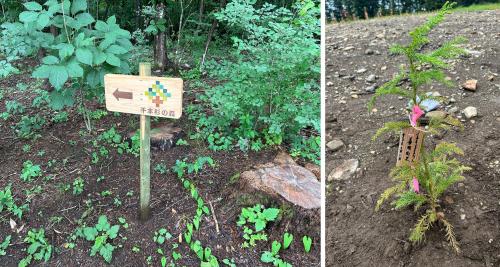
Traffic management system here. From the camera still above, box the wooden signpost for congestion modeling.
[104,63,183,221]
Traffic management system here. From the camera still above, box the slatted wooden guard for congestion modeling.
[397,127,424,166]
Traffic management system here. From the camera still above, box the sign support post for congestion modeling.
[139,62,151,221]
[103,62,183,222]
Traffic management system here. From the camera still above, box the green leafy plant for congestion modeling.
[13,0,132,109]
[191,240,220,267]
[370,2,469,254]
[14,115,46,139]
[153,228,172,245]
[190,0,320,161]
[260,240,292,267]
[283,232,293,250]
[52,111,69,123]
[18,228,52,267]
[222,258,236,267]
[20,160,42,182]
[80,215,121,263]
[0,235,11,256]
[237,204,280,248]
[302,235,312,253]
[175,138,188,146]
[72,177,84,195]
[154,163,168,174]
[5,100,25,114]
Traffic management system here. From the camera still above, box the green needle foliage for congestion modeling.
[369,1,467,111]
[371,2,471,254]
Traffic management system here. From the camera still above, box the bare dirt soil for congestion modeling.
[0,61,320,266]
[325,10,499,267]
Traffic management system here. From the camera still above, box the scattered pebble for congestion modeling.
[462,106,478,119]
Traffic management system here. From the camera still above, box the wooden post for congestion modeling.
[139,62,151,221]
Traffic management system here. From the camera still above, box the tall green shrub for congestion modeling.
[190,0,320,162]
[13,0,132,109]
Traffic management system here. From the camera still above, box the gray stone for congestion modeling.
[425,110,447,119]
[366,74,376,83]
[327,159,359,181]
[365,85,377,93]
[356,68,367,74]
[364,48,374,55]
[326,139,344,152]
[462,106,477,118]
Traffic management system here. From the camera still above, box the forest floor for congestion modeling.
[325,9,499,267]
[0,60,320,266]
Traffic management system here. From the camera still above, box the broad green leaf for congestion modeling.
[76,48,93,65]
[37,13,51,28]
[107,225,120,239]
[96,215,110,231]
[66,61,83,78]
[57,43,75,59]
[100,243,114,263]
[95,20,108,32]
[255,220,266,232]
[75,12,95,28]
[71,0,87,15]
[106,45,127,55]
[105,53,120,67]
[49,65,68,89]
[60,0,71,14]
[19,11,39,23]
[83,227,98,241]
[86,69,100,87]
[42,55,59,65]
[49,90,74,110]
[262,208,279,221]
[23,2,43,11]
[106,15,116,25]
[93,50,107,65]
[260,251,274,263]
[32,65,51,78]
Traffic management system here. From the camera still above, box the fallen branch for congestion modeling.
[209,200,220,234]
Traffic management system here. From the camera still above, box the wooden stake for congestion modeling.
[139,62,151,221]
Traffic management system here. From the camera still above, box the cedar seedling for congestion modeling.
[370,2,470,254]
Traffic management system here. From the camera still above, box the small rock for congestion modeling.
[365,85,377,93]
[366,74,376,83]
[462,79,478,91]
[364,48,374,55]
[351,94,358,99]
[448,106,458,114]
[462,106,477,119]
[449,97,456,103]
[381,66,387,71]
[425,110,447,119]
[356,68,367,74]
[327,159,359,181]
[460,214,466,220]
[327,81,334,86]
[326,139,344,152]
[343,46,355,51]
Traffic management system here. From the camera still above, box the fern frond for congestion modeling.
[394,191,427,211]
[367,73,407,110]
[440,217,461,254]
[427,115,463,135]
[375,182,406,211]
[389,162,415,182]
[372,121,410,141]
[431,36,468,59]
[430,142,463,159]
[415,53,448,68]
[389,44,406,55]
[409,212,432,243]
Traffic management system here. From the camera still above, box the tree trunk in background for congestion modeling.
[198,0,204,27]
[154,2,167,72]
[135,0,141,28]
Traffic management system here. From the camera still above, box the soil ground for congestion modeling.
[325,10,499,267]
[0,61,320,266]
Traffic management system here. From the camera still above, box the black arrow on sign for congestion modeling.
[113,89,133,101]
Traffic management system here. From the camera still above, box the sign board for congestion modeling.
[104,74,183,119]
